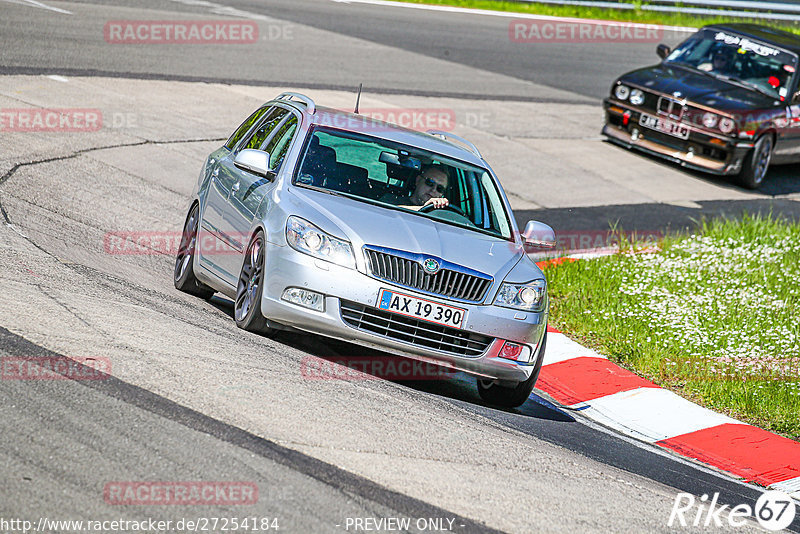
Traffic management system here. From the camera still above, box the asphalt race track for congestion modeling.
[1,1,799,532]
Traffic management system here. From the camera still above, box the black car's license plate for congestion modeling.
[378,289,466,329]
[639,113,690,140]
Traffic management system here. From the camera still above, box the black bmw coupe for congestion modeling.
[603,23,800,189]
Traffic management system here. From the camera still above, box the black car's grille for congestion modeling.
[638,90,658,113]
[364,246,492,303]
[639,128,688,150]
[340,301,493,357]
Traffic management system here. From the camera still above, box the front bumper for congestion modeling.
[602,98,753,176]
[260,240,547,384]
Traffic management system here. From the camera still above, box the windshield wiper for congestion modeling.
[730,79,777,99]
[670,63,778,99]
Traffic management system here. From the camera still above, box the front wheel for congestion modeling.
[738,134,772,189]
[234,231,277,336]
[476,332,547,408]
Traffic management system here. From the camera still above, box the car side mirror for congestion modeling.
[234,149,275,179]
[656,43,671,60]
[522,221,556,250]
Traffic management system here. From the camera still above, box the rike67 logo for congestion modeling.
[669,490,796,531]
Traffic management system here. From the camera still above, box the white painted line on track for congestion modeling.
[327,0,697,33]
[543,331,606,365]
[0,0,70,14]
[46,75,69,83]
[572,387,739,443]
[167,0,283,22]
[771,477,800,501]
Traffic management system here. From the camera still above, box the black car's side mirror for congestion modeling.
[656,44,671,60]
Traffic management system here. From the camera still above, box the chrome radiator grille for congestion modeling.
[340,301,492,357]
[364,246,492,303]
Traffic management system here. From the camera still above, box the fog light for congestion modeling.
[282,288,324,311]
[499,341,526,362]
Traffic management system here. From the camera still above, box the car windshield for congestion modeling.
[664,28,798,100]
[293,126,513,240]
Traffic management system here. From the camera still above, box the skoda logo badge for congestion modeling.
[422,258,440,274]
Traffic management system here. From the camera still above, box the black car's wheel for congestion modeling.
[476,332,547,408]
[234,231,277,336]
[738,134,773,189]
[174,203,215,299]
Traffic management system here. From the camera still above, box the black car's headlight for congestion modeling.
[286,216,355,269]
[629,89,645,106]
[702,112,719,129]
[719,117,736,134]
[614,84,631,100]
[494,280,547,312]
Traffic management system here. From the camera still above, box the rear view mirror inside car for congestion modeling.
[379,151,421,171]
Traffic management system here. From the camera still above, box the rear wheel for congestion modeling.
[234,231,277,336]
[174,203,215,299]
[738,134,772,189]
[476,332,547,408]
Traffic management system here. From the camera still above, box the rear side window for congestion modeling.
[225,107,271,150]
[241,108,289,152]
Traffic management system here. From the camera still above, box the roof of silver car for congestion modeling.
[270,93,486,167]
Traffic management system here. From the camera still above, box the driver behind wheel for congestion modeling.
[411,164,449,208]
[382,164,449,210]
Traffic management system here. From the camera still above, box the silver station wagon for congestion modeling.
[175,92,556,407]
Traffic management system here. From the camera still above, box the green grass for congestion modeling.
[544,214,800,440]
[395,0,800,35]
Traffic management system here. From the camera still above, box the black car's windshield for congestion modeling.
[293,126,513,240]
[665,29,799,100]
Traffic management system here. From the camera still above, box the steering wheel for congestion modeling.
[419,202,467,217]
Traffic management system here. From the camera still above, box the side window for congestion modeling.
[241,108,289,152]
[225,107,271,150]
[264,115,298,171]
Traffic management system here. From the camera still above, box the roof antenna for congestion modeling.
[354,83,363,114]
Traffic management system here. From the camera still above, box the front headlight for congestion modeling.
[719,117,736,134]
[494,280,547,312]
[702,112,718,129]
[629,89,645,106]
[285,216,355,269]
[614,84,631,100]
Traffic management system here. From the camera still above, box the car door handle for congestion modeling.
[232,181,240,192]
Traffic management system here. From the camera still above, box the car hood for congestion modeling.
[620,64,780,112]
[286,186,527,280]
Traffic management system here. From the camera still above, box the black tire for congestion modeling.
[738,134,773,189]
[476,332,547,408]
[234,231,277,336]
[174,203,215,299]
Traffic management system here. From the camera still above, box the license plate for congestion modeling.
[639,113,690,140]
[377,289,466,329]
